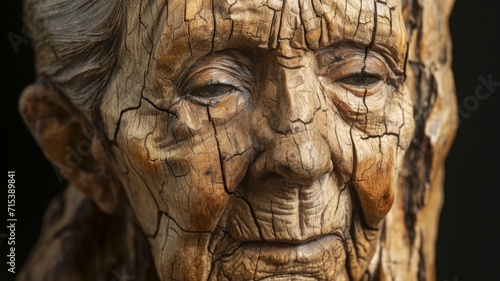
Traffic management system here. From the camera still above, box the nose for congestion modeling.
[252,64,333,185]
[253,132,333,185]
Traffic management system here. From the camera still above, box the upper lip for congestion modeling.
[240,232,341,246]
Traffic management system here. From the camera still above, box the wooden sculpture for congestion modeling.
[18,0,457,280]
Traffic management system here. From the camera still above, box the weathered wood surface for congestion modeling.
[18,0,457,280]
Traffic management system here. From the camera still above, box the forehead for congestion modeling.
[157,0,407,76]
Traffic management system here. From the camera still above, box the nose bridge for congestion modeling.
[252,59,332,185]
[272,64,321,133]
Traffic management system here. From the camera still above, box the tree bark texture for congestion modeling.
[379,0,458,279]
[17,0,457,280]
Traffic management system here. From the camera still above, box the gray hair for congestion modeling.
[24,0,124,117]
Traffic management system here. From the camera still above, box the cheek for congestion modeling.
[317,80,413,228]
[206,107,255,193]
[350,93,413,227]
[111,140,161,236]
[115,99,255,233]
[352,137,397,227]
[161,136,230,230]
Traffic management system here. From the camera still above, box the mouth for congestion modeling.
[240,234,343,264]
[210,234,348,280]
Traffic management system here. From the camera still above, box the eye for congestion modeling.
[189,83,238,98]
[339,73,381,87]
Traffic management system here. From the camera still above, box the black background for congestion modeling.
[2,1,499,281]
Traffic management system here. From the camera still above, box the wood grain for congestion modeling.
[18,0,457,280]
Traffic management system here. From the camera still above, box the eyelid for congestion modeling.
[178,52,253,100]
[186,84,241,106]
[339,73,381,87]
[318,52,393,88]
[316,51,393,98]
[181,68,243,96]
[335,65,384,81]
[316,45,396,80]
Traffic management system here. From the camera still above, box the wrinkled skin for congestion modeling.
[100,0,414,280]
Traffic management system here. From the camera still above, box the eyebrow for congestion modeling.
[156,0,407,78]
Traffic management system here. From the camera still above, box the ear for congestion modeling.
[19,83,121,214]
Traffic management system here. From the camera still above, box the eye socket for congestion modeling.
[189,83,238,98]
[339,73,381,87]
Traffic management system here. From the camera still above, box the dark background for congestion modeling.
[2,1,499,281]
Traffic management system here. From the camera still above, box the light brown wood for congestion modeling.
[18,0,457,280]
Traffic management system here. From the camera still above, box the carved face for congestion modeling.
[101,0,414,279]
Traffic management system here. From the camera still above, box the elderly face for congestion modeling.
[100,0,414,279]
